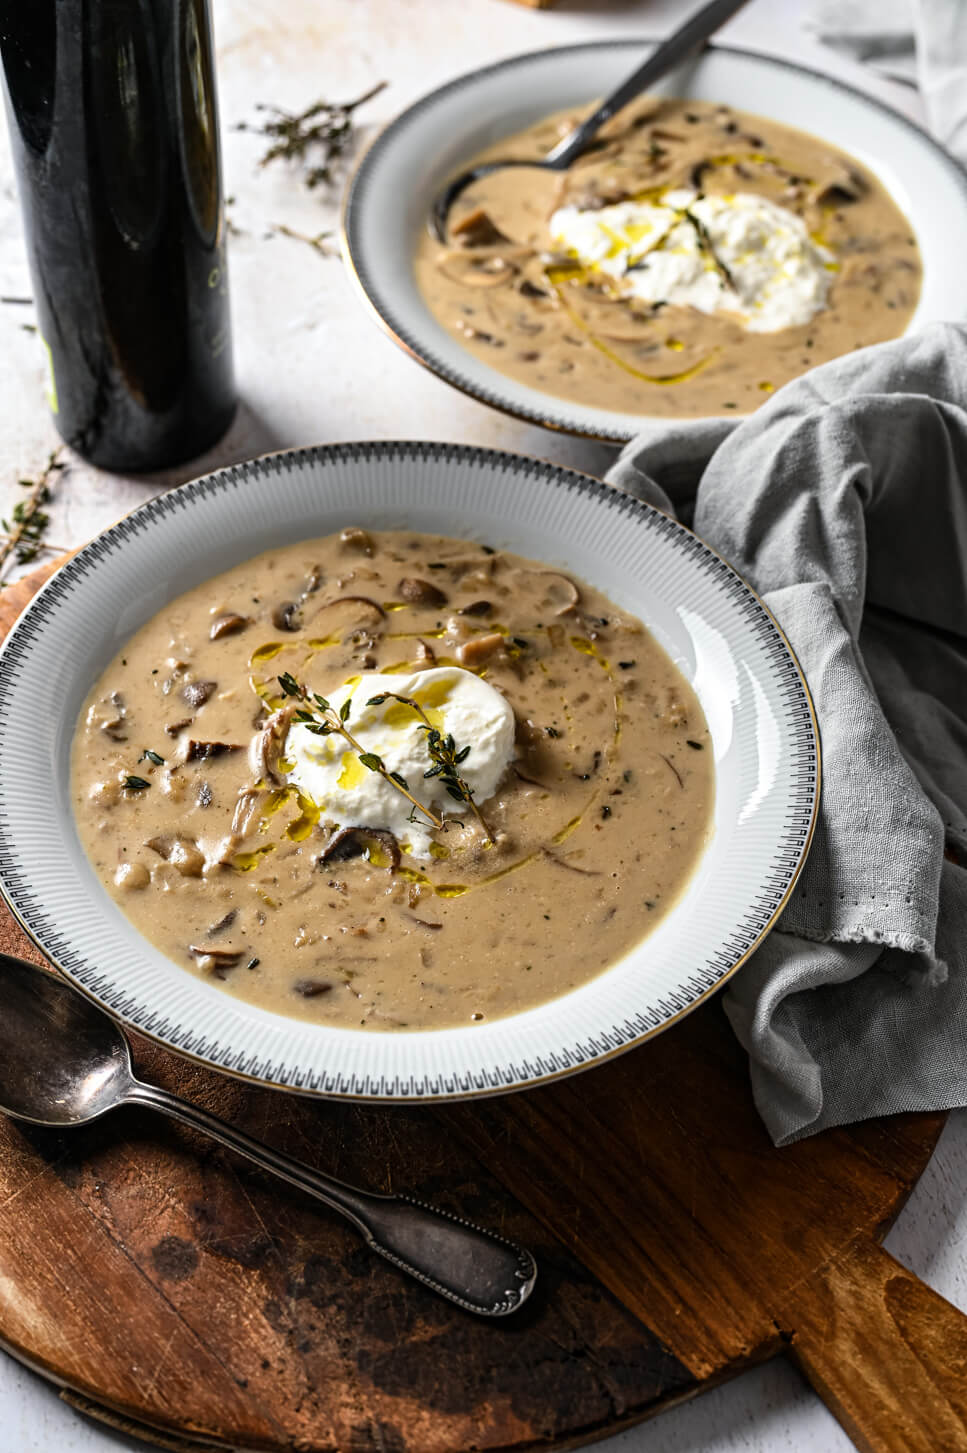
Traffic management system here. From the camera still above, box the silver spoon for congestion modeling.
[0,952,536,1317]
[430,0,750,242]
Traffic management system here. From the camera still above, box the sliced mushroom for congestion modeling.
[272,601,303,632]
[190,944,245,977]
[184,740,243,762]
[398,577,448,609]
[414,638,436,664]
[457,632,506,669]
[308,594,386,642]
[164,717,193,737]
[210,612,251,640]
[250,704,296,787]
[231,787,264,838]
[457,599,492,617]
[318,826,401,870]
[811,166,868,207]
[182,680,217,709]
[208,910,237,936]
[293,979,334,997]
[451,207,513,248]
[146,835,205,877]
[534,570,581,616]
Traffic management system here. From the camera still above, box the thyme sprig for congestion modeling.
[367,692,497,844]
[240,82,387,190]
[0,448,67,581]
[277,672,444,831]
[678,200,737,291]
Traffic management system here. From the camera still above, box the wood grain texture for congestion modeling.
[0,560,961,1453]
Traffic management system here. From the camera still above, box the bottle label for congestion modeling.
[38,332,59,414]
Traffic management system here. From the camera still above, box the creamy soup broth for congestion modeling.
[72,530,714,1030]
[414,98,921,416]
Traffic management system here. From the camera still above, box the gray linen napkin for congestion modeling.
[606,322,967,1144]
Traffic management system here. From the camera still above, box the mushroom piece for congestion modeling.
[88,690,128,742]
[145,835,206,878]
[450,207,514,248]
[398,577,448,609]
[208,910,237,936]
[318,826,401,870]
[811,166,868,207]
[182,680,217,709]
[231,787,264,838]
[307,594,387,641]
[164,717,193,737]
[339,526,373,555]
[250,704,296,787]
[209,612,251,641]
[293,979,334,997]
[272,601,303,632]
[184,740,243,762]
[414,638,436,664]
[457,599,492,617]
[190,945,245,977]
[533,570,581,616]
[456,632,506,669]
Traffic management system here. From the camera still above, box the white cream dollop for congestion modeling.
[549,189,834,333]
[285,666,515,858]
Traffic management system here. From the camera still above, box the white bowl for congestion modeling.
[0,444,818,1099]
[343,40,967,443]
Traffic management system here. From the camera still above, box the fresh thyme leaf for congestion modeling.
[389,771,409,789]
[278,672,301,697]
[313,693,330,711]
[339,697,351,722]
[365,690,496,843]
[358,752,383,772]
[123,775,151,791]
[139,749,164,766]
[367,694,388,706]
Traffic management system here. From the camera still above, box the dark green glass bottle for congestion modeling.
[0,0,236,471]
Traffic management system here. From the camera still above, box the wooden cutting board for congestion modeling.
[0,560,966,1453]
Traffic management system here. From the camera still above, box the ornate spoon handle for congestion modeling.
[127,1078,537,1316]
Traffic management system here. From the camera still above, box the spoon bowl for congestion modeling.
[429,0,749,240]
[0,956,134,1127]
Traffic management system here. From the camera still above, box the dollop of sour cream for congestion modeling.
[285,666,515,858]
[549,189,834,333]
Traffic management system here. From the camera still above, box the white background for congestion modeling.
[1,1,965,1450]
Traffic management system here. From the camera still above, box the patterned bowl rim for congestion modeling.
[0,441,820,1101]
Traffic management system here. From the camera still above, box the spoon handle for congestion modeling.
[125,1079,536,1316]
[546,0,751,169]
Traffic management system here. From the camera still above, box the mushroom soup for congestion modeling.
[72,529,714,1030]
[415,98,921,417]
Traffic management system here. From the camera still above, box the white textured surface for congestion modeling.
[0,1,962,1451]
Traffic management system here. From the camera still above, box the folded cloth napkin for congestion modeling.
[804,0,967,165]
[606,322,967,1144]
